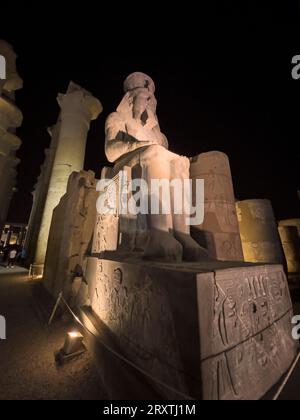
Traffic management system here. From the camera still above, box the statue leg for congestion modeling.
[170,156,213,261]
[139,145,183,262]
[116,144,212,262]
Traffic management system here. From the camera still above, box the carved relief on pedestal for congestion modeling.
[87,254,297,399]
[205,311,294,400]
[210,267,290,355]
[200,266,295,400]
[91,260,182,369]
[92,214,119,253]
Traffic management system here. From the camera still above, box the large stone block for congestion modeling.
[190,151,244,261]
[279,219,300,234]
[278,225,300,274]
[237,199,286,266]
[84,257,298,400]
[43,170,98,300]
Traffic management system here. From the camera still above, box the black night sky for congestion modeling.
[1,2,300,224]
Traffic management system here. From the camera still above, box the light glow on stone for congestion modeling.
[68,331,81,339]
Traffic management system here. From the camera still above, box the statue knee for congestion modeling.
[140,144,166,161]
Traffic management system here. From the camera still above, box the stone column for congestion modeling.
[0,101,22,231]
[190,151,244,261]
[278,219,300,274]
[34,82,102,265]
[0,40,23,232]
[236,199,286,265]
[279,219,300,235]
[0,156,19,227]
[24,123,61,264]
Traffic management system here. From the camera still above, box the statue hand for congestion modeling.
[127,140,155,153]
[136,140,155,145]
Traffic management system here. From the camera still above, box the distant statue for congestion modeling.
[104,72,211,262]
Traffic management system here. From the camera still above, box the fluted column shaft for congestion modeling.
[34,82,102,265]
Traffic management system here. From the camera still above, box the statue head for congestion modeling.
[122,72,157,122]
[124,72,155,94]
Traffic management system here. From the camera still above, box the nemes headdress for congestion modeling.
[124,72,155,94]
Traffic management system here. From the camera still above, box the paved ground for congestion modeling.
[0,266,107,400]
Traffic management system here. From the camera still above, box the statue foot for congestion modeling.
[143,230,183,263]
[174,232,213,262]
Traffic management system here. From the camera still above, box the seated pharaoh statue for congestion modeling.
[104,72,211,262]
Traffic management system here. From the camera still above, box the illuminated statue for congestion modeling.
[104,72,210,262]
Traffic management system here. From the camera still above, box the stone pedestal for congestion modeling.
[43,171,98,300]
[190,151,244,261]
[278,219,300,274]
[82,257,298,400]
[236,199,286,266]
[34,82,102,265]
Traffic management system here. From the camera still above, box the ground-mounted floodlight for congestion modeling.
[63,331,84,355]
[55,331,85,365]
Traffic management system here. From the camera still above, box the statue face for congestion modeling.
[131,88,157,122]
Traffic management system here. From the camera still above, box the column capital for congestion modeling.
[57,81,103,122]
